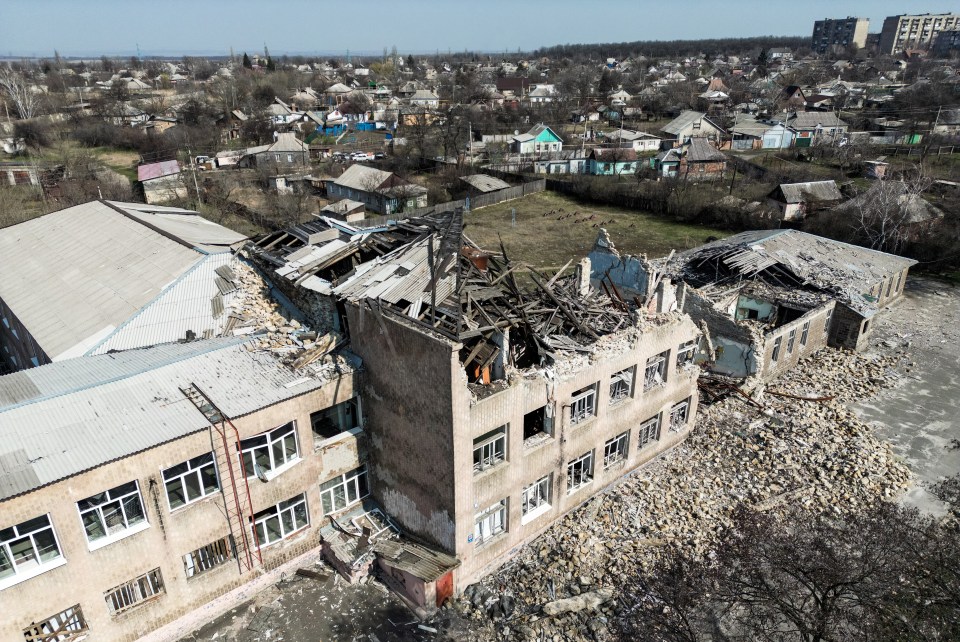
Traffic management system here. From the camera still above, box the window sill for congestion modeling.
[474,531,508,549]
[570,415,597,429]
[255,525,310,551]
[523,432,554,452]
[521,503,552,525]
[0,556,67,591]
[88,520,151,552]
[168,492,220,515]
[566,481,593,496]
[249,457,302,483]
[314,427,363,451]
[473,462,507,478]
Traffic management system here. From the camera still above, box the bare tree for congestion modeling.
[0,65,42,119]
[847,173,934,255]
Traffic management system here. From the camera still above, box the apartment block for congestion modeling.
[811,17,870,53]
[879,13,960,54]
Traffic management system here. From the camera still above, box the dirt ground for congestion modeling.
[855,276,960,515]
[465,191,729,272]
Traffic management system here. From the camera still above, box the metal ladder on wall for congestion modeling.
[180,383,262,573]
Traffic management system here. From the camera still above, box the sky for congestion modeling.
[2,0,958,58]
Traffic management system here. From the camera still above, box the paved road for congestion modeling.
[855,277,960,515]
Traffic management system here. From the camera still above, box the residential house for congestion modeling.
[680,139,727,179]
[408,89,440,109]
[775,85,806,111]
[654,148,682,178]
[320,198,366,222]
[529,84,557,104]
[239,133,310,168]
[137,160,188,204]
[604,129,662,152]
[660,110,726,146]
[781,111,849,146]
[327,164,427,215]
[586,148,638,175]
[0,200,247,373]
[511,124,563,156]
[767,180,844,221]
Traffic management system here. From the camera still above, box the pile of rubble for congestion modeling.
[442,347,911,641]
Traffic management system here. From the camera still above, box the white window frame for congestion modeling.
[670,399,690,431]
[183,537,233,578]
[310,397,362,442]
[320,466,370,516]
[570,383,598,425]
[104,568,164,615]
[603,432,630,469]
[639,415,661,447]
[162,453,220,511]
[473,499,507,545]
[0,514,66,591]
[644,351,668,390]
[251,493,310,548]
[566,451,594,494]
[77,481,149,550]
[771,335,783,362]
[521,475,552,523]
[240,421,300,480]
[787,328,796,354]
[800,321,810,347]
[473,426,507,473]
[609,366,636,404]
[676,340,697,370]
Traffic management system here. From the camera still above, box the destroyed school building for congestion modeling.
[588,228,915,384]
[0,204,702,641]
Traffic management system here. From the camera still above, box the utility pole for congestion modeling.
[187,149,202,205]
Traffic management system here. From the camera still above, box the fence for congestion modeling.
[368,179,546,221]
[883,145,956,157]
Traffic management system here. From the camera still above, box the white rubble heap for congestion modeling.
[447,347,911,642]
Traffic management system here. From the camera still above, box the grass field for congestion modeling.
[464,190,730,272]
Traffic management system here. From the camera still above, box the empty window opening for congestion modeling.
[570,383,598,425]
[771,336,783,362]
[639,415,661,448]
[240,422,299,479]
[523,405,553,446]
[787,328,797,354]
[603,432,630,469]
[252,493,309,548]
[609,366,636,404]
[183,537,233,578]
[311,397,361,443]
[676,340,697,370]
[0,514,63,586]
[473,426,507,473]
[105,568,164,615]
[825,308,834,336]
[162,453,219,510]
[895,271,903,292]
[886,279,893,298]
[77,481,146,544]
[670,399,691,431]
[800,321,810,347]
[521,475,552,522]
[22,604,88,641]
[644,351,669,390]
[320,466,370,516]
[473,499,507,545]
[567,451,594,493]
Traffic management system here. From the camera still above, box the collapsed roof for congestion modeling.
[657,229,916,316]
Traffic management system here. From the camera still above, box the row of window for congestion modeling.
[472,400,691,546]
[771,319,812,363]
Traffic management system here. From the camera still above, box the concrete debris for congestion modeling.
[441,346,910,641]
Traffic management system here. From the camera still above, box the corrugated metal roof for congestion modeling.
[373,538,460,581]
[460,174,511,193]
[110,201,248,253]
[333,164,393,192]
[0,201,204,361]
[0,337,360,501]
[137,160,181,182]
[87,254,242,355]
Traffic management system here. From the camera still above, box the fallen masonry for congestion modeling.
[440,346,911,642]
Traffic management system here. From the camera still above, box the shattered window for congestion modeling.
[104,568,164,615]
[669,399,690,431]
[825,308,834,335]
[320,466,369,516]
[895,271,903,292]
[567,451,594,493]
[603,432,630,469]
[473,499,507,545]
[801,321,810,347]
[523,406,553,445]
[787,328,796,354]
[162,453,219,510]
[609,366,636,404]
[644,351,669,390]
[677,340,697,370]
[240,422,299,479]
[570,384,598,425]
[77,481,147,545]
[638,415,661,448]
[310,398,361,442]
[771,336,783,362]
[183,537,232,578]
[22,604,88,641]
[521,475,552,521]
[473,426,507,473]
